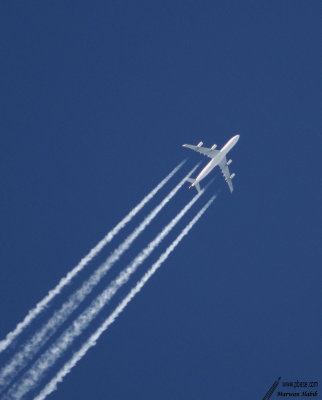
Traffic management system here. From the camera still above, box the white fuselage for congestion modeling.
[193,135,240,186]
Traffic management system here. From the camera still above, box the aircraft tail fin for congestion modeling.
[187,178,201,194]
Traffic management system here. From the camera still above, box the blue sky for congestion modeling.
[0,1,321,399]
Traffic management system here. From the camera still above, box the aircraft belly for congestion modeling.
[196,159,217,182]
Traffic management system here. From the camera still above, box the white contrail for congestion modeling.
[0,164,197,393]
[4,190,206,400]
[33,196,215,400]
[0,161,185,354]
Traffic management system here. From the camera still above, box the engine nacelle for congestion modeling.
[197,141,203,147]
[210,144,217,150]
[230,173,235,179]
[227,159,232,165]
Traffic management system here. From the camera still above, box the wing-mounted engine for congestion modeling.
[230,173,235,179]
[211,144,217,150]
[227,159,232,165]
[182,141,216,158]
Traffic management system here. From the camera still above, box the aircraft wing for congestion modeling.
[219,156,234,192]
[182,144,219,159]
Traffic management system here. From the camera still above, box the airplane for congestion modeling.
[182,134,240,193]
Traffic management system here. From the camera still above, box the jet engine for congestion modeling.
[230,173,235,179]
[197,141,203,147]
[227,159,232,165]
[211,144,217,150]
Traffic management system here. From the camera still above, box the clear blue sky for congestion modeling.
[0,1,321,399]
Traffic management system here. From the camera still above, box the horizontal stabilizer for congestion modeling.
[195,182,201,193]
[187,177,201,194]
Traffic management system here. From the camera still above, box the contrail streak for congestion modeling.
[4,190,205,400]
[0,162,185,355]
[0,164,197,393]
[33,196,216,400]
